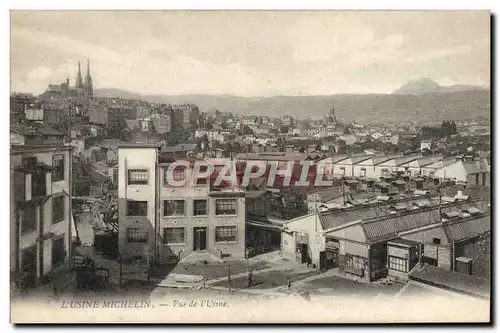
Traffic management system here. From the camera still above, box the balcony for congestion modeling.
[16,160,51,201]
[31,172,47,199]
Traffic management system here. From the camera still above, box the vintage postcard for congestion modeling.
[9,10,491,323]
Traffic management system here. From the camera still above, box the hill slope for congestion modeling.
[392,78,484,95]
[94,88,491,124]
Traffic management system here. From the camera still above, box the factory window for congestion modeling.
[215,226,237,242]
[388,256,407,273]
[22,202,37,234]
[53,195,65,223]
[163,227,185,244]
[163,200,186,217]
[126,200,148,216]
[193,199,208,216]
[215,199,237,215]
[126,228,148,243]
[128,169,148,185]
[52,236,66,267]
[52,155,65,182]
[360,168,366,177]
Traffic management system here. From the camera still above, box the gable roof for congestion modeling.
[36,126,65,136]
[125,119,140,131]
[372,156,394,166]
[351,155,372,165]
[330,155,350,163]
[395,155,420,166]
[444,215,490,242]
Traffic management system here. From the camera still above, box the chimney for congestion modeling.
[457,190,463,197]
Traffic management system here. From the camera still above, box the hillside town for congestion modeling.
[9,57,492,308]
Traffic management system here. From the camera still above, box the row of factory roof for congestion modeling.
[319,196,486,231]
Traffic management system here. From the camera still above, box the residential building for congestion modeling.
[151,113,171,134]
[281,115,294,128]
[10,141,73,291]
[87,104,108,126]
[25,105,44,124]
[42,105,68,127]
[117,145,247,263]
[10,94,31,125]
[242,116,258,127]
[118,144,159,261]
[421,140,433,151]
[158,159,246,262]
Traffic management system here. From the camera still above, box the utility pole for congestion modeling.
[342,176,346,206]
[437,182,443,218]
[451,240,455,272]
[481,186,484,211]
[119,253,123,290]
[228,262,232,293]
[314,199,318,233]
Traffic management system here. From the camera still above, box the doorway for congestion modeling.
[295,243,308,263]
[193,227,207,251]
[319,250,338,271]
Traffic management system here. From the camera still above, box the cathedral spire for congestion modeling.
[76,61,83,89]
[84,58,93,99]
[86,58,91,79]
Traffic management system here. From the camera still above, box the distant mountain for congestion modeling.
[392,78,485,95]
[94,88,491,124]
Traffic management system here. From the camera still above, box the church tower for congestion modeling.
[75,61,84,89]
[84,58,94,99]
[329,100,337,127]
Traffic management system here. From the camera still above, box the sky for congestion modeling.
[10,10,490,96]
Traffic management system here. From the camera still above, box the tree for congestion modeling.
[231,141,242,152]
[242,125,253,135]
[167,131,189,146]
[281,189,309,220]
[441,120,458,137]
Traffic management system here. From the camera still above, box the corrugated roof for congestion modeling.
[350,155,372,164]
[319,205,387,230]
[395,155,419,166]
[444,215,490,241]
[331,155,350,163]
[310,188,344,203]
[362,209,442,242]
[408,264,490,299]
[234,152,307,161]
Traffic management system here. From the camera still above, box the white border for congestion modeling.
[2,2,497,331]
